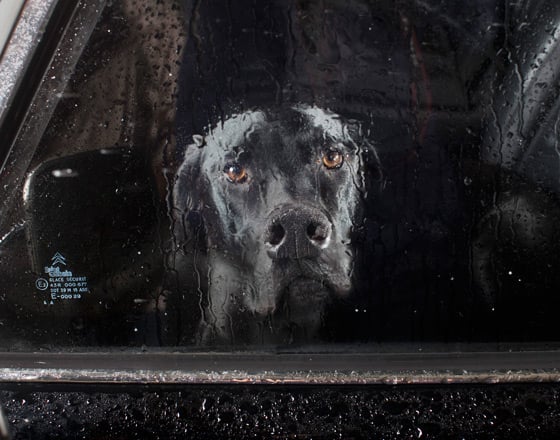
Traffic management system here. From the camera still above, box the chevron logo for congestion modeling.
[51,252,67,267]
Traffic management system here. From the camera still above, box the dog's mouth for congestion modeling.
[244,258,353,317]
[272,258,352,298]
[284,277,331,304]
[275,276,331,325]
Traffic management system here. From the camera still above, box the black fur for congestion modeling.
[173,104,381,345]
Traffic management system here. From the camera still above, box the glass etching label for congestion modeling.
[36,252,89,304]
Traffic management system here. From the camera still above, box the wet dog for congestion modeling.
[173,104,381,344]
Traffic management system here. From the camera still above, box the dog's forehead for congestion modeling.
[204,106,348,146]
[205,111,267,152]
[291,104,347,140]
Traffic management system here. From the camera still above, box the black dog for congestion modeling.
[173,104,381,345]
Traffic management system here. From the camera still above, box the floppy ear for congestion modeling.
[345,121,384,197]
[166,140,208,345]
[172,140,206,250]
[360,137,384,196]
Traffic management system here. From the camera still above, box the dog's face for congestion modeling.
[174,104,380,342]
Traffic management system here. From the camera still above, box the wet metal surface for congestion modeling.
[0,351,560,385]
[0,0,57,126]
[3,382,560,438]
[0,0,25,56]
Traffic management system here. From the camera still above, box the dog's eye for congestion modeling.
[322,150,344,169]
[224,163,248,183]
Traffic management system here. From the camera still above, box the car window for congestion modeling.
[1,0,560,353]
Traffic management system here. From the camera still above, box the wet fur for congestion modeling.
[173,104,381,345]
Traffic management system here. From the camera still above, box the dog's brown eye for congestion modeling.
[224,163,248,183]
[322,150,344,169]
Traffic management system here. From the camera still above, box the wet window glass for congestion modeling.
[1,0,560,351]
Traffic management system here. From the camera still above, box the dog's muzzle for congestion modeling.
[264,205,332,260]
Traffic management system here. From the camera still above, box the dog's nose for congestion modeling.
[265,206,332,259]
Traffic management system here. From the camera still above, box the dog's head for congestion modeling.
[174,104,381,330]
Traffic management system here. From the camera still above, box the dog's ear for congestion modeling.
[172,138,207,249]
[360,138,384,195]
[166,139,208,345]
[345,121,384,197]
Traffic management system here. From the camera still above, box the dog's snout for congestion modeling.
[307,222,329,243]
[268,223,286,246]
[265,206,332,259]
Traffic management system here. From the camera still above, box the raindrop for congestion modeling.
[51,168,79,178]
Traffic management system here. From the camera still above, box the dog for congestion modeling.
[172,104,382,345]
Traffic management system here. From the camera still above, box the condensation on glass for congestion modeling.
[1,0,560,351]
